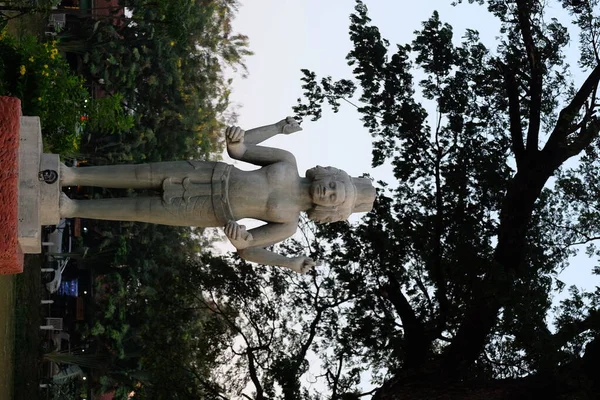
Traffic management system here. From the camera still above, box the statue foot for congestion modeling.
[59,193,76,218]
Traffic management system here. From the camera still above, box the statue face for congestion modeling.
[310,176,347,207]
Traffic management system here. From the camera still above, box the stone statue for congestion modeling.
[59,117,376,273]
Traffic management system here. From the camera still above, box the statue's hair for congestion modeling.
[305,166,354,223]
[306,206,345,224]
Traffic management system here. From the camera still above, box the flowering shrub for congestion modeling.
[0,29,89,154]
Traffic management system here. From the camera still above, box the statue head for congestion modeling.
[305,166,376,223]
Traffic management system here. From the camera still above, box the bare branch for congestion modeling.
[380,272,428,368]
[357,387,380,397]
[500,61,526,169]
[330,354,344,399]
[515,0,543,153]
[544,64,600,155]
[553,309,600,349]
[564,117,600,159]
[247,350,265,400]
[562,235,600,250]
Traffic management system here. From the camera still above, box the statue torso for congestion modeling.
[228,162,301,223]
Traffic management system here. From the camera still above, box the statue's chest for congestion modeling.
[263,167,299,222]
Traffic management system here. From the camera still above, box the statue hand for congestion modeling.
[224,221,253,249]
[289,256,321,274]
[226,126,245,144]
[277,116,302,134]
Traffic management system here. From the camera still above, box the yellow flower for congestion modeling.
[177,58,182,68]
[44,64,48,69]
[170,41,175,46]
[38,97,41,101]
[29,56,34,62]
[19,65,26,75]
[50,53,56,59]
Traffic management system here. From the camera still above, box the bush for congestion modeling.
[0,30,89,154]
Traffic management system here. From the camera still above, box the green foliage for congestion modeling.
[0,29,135,156]
[86,93,135,135]
[75,0,251,163]
[76,222,233,399]
[0,32,88,154]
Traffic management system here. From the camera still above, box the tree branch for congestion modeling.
[330,354,344,400]
[202,294,266,398]
[501,61,526,169]
[295,308,322,368]
[562,235,600,250]
[544,64,600,154]
[553,309,600,349]
[432,120,450,334]
[380,272,428,368]
[516,0,542,153]
[247,350,264,400]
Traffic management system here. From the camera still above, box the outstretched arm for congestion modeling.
[243,117,302,145]
[224,221,318,273]
[238,247,317,274]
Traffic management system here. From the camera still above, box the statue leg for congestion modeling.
[59,193,223,227]
[60,161,219,189]
[61,163,157,189]
[60,193,161,223]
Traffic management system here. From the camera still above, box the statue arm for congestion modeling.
[238,247,317,274]
[226,122,299,166]
[243,124,281,146]
[225,221,317,273]
[244,117,302,145]
[226,221,297,250]
[230,144,297,167]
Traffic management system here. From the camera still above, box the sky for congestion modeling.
[220,0,600,395]
[225,0,499,181]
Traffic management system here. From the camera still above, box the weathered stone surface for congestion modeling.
[40,153,60,226]
[18,116,42,254]
[0,96,23,274]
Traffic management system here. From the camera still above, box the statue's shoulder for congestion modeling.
[263,160,299,181]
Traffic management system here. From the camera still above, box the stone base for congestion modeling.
[18,116,43,254]
[18,117,61,254]
[0,97,24,274]
[0,96,61,274]
[40,153,60,226]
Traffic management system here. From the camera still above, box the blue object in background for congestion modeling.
[59,279,78,297]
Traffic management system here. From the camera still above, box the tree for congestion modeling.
[75,223,235,400]
[0,0,59,25]
[290,0,600,398]
[189,1,600,399]
[76,0,250,162]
